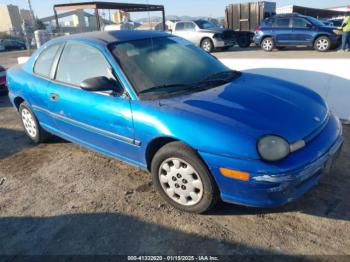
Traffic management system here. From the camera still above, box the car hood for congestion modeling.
[160,73,328,144]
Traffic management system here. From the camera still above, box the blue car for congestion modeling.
[7,31,343,213]
[254,14,342,52]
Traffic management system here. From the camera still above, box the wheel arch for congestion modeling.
[260,35,274,45]
[200,37,214,46]
[312,34,330,45]
[145,136,179,171]
[13,96,25,111]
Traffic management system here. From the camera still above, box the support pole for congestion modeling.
[162,8,166,31]
[95,8,101,30]
[54,9,60,33]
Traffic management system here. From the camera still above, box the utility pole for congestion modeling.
[27,0,35,21]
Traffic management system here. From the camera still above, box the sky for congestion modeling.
[0,0,349,19]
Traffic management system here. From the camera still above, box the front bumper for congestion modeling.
[200,114,343,207]
[213,38,235,48]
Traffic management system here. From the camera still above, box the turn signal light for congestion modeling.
[219,168,250,181]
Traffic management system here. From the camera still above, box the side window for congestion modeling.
[184,22,195,31]
[34,44,61,78]
[263,18,275,27]
[55,42,113,86]
[275,18,290,28]
[175,22,185,31]
[292,18,310,28]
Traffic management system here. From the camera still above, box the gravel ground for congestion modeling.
[0,94,349,257]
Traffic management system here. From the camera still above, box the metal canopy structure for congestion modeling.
[53,1,166,31]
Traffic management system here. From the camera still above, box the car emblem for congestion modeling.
[314,116,321,122]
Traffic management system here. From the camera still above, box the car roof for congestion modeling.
[54,30,170,45]
[270,13,310,19]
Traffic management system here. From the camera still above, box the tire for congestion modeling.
[19,102,51,143]
[151,141,219,213]
[201,38,214,53]
[237,36,251,48]
[314,36,331,52]
[261,37,275,52]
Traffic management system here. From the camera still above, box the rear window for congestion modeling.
[275,18,290,27]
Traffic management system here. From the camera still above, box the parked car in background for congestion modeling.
[0,42,5,52]
[254,14,342,52]
[172,20,252,52]
[7,31,343,213]
[327,18,344,27]
[0,66,7,93]
[0,39,26,51]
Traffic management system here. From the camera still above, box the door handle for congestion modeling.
[49,93,59,102]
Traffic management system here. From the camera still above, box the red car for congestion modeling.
[0,65,7,93]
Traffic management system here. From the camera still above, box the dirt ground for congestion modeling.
[0,94,349,257]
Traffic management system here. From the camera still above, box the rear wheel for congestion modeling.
[19,102,51,143]
[261,37,275,52]
[151,141,219,213]
[201,38,214,53]
[314,36,331,52]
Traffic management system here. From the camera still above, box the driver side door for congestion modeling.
[47,41,137,161]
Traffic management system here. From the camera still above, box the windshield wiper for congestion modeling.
[139,83,195,94]
[203,70,241,82]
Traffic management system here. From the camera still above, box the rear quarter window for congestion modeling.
[34,44,61,78]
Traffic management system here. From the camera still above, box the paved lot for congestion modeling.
[0,93,350,256]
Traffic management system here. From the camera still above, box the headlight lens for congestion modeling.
[257,135,290,162]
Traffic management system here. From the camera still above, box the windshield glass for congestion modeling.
[194,20,218,29]
[110,36,230,98]
[307,16,325,26]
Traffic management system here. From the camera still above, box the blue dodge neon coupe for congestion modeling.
[7,31,343,213]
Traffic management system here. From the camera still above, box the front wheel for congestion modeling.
[261,37,275,52]
[314,36,331,52]
[201,38,214,53]
[151,142,219,213]
[19,102,51,143]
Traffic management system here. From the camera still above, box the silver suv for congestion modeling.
[172,20,236,52]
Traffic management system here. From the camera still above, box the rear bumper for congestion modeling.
[200,114,343,207]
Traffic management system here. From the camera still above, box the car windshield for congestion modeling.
[307,16,325,26]
[194,20,218,29]
[110,36,235,99]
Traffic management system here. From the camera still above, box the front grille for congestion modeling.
[222,30,235,40]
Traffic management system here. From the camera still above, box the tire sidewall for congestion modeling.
[19,102,40,143]
[151,142,218,213]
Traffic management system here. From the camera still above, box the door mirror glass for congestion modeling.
[80,76,123,95]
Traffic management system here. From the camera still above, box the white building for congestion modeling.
[328,5,350,12]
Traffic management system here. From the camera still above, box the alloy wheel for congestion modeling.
[262,39,273,51]
[316,39,329,51]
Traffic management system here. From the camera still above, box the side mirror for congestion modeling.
[80,76,123,94]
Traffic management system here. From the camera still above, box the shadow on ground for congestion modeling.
[0,212,311,260]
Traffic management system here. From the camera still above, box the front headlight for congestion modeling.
[213,33,223,40]
[257,135,290,162]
